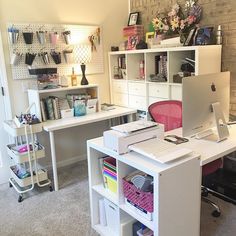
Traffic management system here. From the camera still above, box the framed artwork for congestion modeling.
[128,12,139,26]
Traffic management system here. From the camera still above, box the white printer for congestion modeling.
[103,120,164,154]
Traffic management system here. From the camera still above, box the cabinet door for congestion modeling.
[170,85,182,100]
[113,80,128,93]
[148,97,167,106]
[113,92,129,107]
[128,82,146,96]
[148,83,169,99]
[129,95,146,110]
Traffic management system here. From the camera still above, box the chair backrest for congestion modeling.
[148,100,182,131]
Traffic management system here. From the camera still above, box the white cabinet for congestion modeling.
[109,45,222,113]
[87,137,201,236]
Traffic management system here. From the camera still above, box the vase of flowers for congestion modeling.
[152,0,202,45]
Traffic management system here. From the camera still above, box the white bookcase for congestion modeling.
[27,84,99,121]
[87,137,201,236]
[108,45,221,112]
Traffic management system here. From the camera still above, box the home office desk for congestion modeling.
[43,106,137,191]
[166,124,236,166]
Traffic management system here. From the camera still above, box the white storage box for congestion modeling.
[7,144,45,164]
[61,108,74,119]
[86,98,98,114]
[4,120,42,137]
[10,165,48,188]
[104,198,119,234]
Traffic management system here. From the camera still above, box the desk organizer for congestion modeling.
[122,178,153,220]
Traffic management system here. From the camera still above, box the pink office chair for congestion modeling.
[148,100,221,217]
[148,100,182,131]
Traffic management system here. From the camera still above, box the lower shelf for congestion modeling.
[120,204,154,231]
[7,143,45,163]
[10,165,48,188]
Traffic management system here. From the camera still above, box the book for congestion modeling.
[51,97,61,120]
[40,99,47,122]
[45,97,55,120]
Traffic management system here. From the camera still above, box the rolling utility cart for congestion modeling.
[4,120,52,202]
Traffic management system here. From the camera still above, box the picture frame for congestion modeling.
[184,27,197,46]
[128,12,139,26]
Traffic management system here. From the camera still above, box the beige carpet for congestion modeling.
[0,161,236,236]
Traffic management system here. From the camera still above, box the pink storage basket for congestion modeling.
[122,178,153,213]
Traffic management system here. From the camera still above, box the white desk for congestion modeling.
[166,124,236,166]
[43,106,137,191]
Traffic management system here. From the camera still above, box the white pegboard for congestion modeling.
[7,23,104,80]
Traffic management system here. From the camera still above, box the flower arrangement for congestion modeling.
[152,0,202,40]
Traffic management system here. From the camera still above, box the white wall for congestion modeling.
[0,0,129,164]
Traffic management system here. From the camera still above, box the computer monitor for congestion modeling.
[182,72,230,142]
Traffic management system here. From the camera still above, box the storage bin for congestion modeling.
[61,108,74,119]
[7,143,45,164]
[104,198,119,234]
[122,178,153,216]
[3,120,42,137]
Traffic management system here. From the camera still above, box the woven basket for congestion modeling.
[122,178,153,213]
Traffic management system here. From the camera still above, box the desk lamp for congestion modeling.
[74,45,91,85]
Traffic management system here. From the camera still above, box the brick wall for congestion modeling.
[130,0,236,116]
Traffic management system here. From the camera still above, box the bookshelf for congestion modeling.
[27,84,99,121]
[108,45,222,114]
[87,137,201,236]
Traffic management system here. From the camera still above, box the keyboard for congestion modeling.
[129,138,192,164]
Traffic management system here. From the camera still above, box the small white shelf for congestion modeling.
[94,224,117,236]
[92,184,118,205]
[119,204,154,231]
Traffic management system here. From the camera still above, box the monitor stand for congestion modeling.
[195,102,229,142]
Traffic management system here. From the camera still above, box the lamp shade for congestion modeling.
[74,44,91,64]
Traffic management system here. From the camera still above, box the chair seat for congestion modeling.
[202,159,222,176]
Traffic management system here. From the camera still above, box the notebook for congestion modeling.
[129,138,192,164]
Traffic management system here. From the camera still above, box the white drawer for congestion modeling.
[148,83,169,98]
[170,85,182,100]
[128,82,146,96]
[112,80,128,93]
[129,95,146,110]
[113,93,129,107]
[148,97,167,106]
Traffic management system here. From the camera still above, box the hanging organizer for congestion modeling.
[7,23,104,80]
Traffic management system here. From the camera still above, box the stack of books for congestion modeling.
[40,96,70,121]
[103,157,117,193]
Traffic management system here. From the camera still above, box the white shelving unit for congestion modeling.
[4,120,52,202]
[28,84,99,121]
[87,137,202,236]
[108,45,222,113]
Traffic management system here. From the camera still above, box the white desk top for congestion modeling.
[167,125,236,166]
[43,106,137,132]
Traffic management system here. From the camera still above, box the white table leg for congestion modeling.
[49,131,59,191]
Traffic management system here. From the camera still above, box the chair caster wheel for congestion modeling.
[9,182,13,188]
[49,186,53,192]
[18,195,23,203]
[212,210,221,217]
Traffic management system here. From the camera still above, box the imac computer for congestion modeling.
[182,72,230,142]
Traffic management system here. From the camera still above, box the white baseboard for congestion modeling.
[45,154,87,171]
